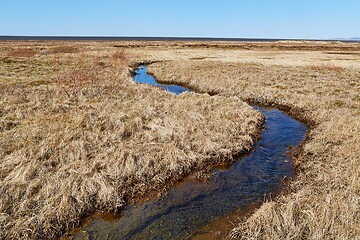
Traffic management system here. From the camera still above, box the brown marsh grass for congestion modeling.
[0,41,263,239]
[7,48,38,58]
[306,63,345,72]
[147,43,360,239]
[47,45,79,54]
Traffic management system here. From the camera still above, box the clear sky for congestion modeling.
[1,0,359,39]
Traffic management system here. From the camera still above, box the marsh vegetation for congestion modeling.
[147,41,360,239]
[0,41,262,239]
[0,40,359,239]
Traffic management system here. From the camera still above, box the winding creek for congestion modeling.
[68,65,307,239]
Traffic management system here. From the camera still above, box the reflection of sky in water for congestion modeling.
[134,66,191,95]
[72,66,307,240]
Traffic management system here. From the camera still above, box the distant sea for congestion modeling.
[0,36,359,42]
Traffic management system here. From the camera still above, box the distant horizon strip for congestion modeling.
[0,36,359,42]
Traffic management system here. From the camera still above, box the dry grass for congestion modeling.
[306,63,345,72]
[147,43,360,239]
[2,40,359,239]
[112,49,127,61]
[0,41,263,239]
[7,48,38,58]
[47,45,79,54]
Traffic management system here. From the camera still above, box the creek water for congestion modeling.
[133,66,191,95]
[68,65,307,240]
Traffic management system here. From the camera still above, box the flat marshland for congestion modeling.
[146,41,360,239]
[0,41,262,239]
[0,40,359,239]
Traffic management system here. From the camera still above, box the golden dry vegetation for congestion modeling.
[145,41,360,239]
[0,41,263,239]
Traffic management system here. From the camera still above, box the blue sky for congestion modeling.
[1,0,359,39]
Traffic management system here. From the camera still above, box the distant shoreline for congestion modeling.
[1,36,359,42]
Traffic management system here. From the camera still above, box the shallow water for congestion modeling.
[133,66,191,95]
[69,66,307,240]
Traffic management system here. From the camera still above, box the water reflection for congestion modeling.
[134,66,191,95]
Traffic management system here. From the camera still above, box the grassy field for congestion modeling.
[146,41,360,239]
[0,41,264,239]
[1,40,359,239]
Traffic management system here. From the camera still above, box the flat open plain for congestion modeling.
[0,40,359,239]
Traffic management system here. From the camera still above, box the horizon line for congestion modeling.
[0,35,359,42]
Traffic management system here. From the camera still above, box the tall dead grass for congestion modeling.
[148,56,360,239]
[0,42,263,239]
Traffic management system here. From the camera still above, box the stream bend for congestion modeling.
[69,65,307,240]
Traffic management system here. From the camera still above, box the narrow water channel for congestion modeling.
[68,65,307,240]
